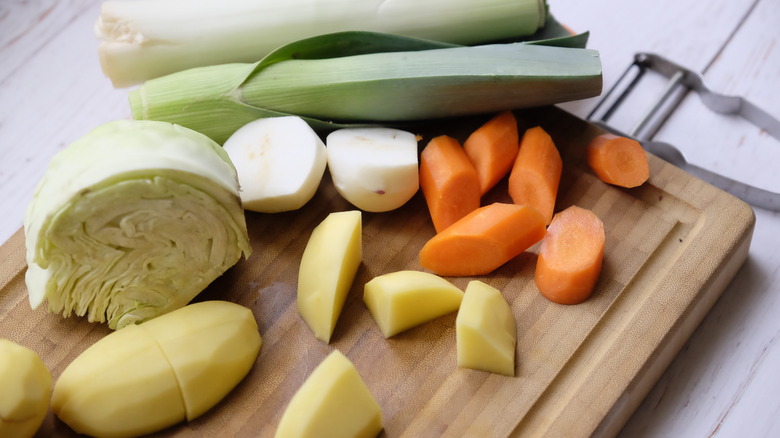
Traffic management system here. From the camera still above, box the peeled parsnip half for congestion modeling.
[222,116,327,213]
[326,127,419,212]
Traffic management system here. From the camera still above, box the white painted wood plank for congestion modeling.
[551,0,754,121]
[0,0,129,244]
[554,1,780,437]
[619,0,780,436]
[651,1,780,192]
[0,0,98,81]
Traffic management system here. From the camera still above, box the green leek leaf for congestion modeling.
[130,31,602,144]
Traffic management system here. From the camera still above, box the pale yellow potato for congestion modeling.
[363,270,464,338]
[275,350,383,438]
[139,300,264,420]
[51,301,262,438]
[456,280,517,376]
[297,210,362,343]
[52,324,185,438]
[0,339,52,438]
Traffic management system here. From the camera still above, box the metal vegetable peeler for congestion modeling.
[587,52,780,211]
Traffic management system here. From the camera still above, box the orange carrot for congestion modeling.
[534,205,605,305]
[419,135,481,233]
[419,203,547,276]
[586,133,649,188]
[463,111,520,195]
[508,126,562,225]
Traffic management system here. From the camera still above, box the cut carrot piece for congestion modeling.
[419,135,480,233]
[419,203,547,276]
[535,205,605,305]
[463,111,520,195]
[508,126,562,225]
[587,133,649,188]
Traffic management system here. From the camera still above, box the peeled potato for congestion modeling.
[297,210,362,343]
[363,270,464,338]
[456,280,517,376]
[51,301,262,438]
[0,339,52,438]
[275,350,383,438]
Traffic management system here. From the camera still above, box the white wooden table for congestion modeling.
[2,1,778,436]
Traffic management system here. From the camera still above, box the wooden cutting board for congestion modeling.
[0,106,755,438]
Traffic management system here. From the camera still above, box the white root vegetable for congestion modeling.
[326,127,419,212]
[222,116,327,213]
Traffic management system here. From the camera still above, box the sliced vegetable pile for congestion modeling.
[10,1,657,436]
[414,110,647,304]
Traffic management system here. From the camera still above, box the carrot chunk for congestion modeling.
[419,135,480,233]
[508,126,562,225]
[463,111,520,196]
[534,205,605,305]
[419,203,547,277]
[587,133,649,188]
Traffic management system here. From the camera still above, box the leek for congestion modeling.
[129,31,602,144]
[96,0,549,87]
[24,120,251,329]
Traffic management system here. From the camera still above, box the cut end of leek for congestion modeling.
[23,120,251,329]
[96,0,549,87]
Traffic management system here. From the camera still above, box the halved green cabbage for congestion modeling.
[24,120,251,329]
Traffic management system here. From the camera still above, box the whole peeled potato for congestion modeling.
[0,339,52,438]
[51,300,262,438]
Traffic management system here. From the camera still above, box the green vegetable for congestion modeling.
[24,120,251,329]
[129,31,602,144]
[96,0,549,87]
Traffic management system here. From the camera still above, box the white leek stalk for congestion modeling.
[129,31,602,144]
[24,120,251,329]
[96,0,548,87]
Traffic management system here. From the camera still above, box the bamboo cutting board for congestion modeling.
[0,106,755,438]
